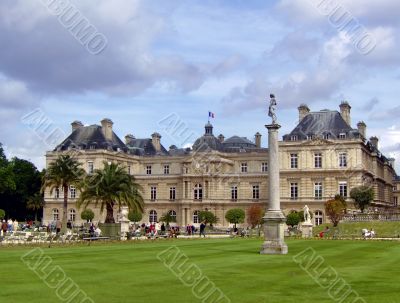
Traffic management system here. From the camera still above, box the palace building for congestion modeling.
[43,102,397,227]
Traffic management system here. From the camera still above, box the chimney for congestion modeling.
[218,134,225,143]
[370,136,379,150]
[101,118,113,141]
[151,132,161,152]
[71,120,83,132]
[357,121,366,139]
[125,134,135,144]
[255,132,261,148]
[388,158,395,168]
[298,104,310,123]
[339,101,351,126]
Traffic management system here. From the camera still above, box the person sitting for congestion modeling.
[94,227,102,237]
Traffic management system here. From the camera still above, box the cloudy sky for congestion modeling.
[1,0,399,172]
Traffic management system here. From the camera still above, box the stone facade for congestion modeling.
[43,102,397,227]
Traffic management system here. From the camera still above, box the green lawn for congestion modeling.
[314,221,400,238]
[0,238,399,303]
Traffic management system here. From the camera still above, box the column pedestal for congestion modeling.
[260,123,288,255]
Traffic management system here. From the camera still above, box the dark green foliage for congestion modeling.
[225,208,245,228]
[286,212,301,227]
[128,210,142,223]
[198,210,218,225]
[78,161,143,223]
[81,209,95,222]
[159,212,176,224]
[350,186,374,213]
[42,155,85,231]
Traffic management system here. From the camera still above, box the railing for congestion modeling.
[342,213,400,222]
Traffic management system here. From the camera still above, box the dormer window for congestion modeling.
[324,134,330,140]
[339,133,346,139]
[291,135,298,141]
[307,135,314,140]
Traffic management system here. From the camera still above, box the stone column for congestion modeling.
[260,124,288,254]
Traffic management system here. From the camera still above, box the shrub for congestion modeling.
[128,210,142,223]
[81,209,95,222]
[225,208,245,228]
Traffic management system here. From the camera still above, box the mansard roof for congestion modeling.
[283,110,361,141]
[126,138,169,156]
[54,125,127,152]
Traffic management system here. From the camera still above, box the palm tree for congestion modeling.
[77,161,144,223]
[26,193,44,222]
[41,155,85,233]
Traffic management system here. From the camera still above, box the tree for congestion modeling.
[78,161,144,223]
[81,209,95,222]
[350,186,374,213]
[286,211,301,227]
[225,208,245,228]
[42,155,85,232]
[0,143,16,194]
[128,210,142,223]
[26,193,44,222]
[325,195,347,227]
[159,212,176,225]
[198,210,218,225]
[0,209,5,220]
[246,204,264,228]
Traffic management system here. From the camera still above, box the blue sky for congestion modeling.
[0,0,399,172]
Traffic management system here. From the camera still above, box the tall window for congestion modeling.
[290,154,298,169]
[315,211,323,226]
[146,165,152,175]
[169,187,176,200]
[168,210,177,221]
[193,211,199,223]
[261,162,268,172]
[69,209,76,221]
[149,210,157,223]
[52,208,59,221]
[127,166,131,175]
[252,185,260,199]
[164,165,170,175]
[339,182,348,197]
[314,182,323,200]
[231,186,238,200]
[241,163,247,173]
[394,197,398,207]
[314,153,322,168]
[70,186,76,199]
[339,152,347,168]
[290,183,298,200]
[88,161,94,174]
[194,184,203,200]
[54,188,60,199]
[150,186,157,200]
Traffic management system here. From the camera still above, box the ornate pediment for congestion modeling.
[298,138,335,146]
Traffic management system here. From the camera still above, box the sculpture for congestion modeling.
[303,205,311,223]
[268,94,277,124]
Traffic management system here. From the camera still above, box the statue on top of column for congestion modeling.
[268,94,277,124]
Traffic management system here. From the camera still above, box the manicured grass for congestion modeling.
[314,221,400,238]
[0,238,399,303]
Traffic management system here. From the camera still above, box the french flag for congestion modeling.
[208,111,215,118]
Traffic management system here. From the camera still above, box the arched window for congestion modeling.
[69,209,76,221]
[193,210,199,223]
[168,210,177,221]
[315,211,323,226]
[52,209,59,221]
[149,210,157,223]
[194,184,203,200]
